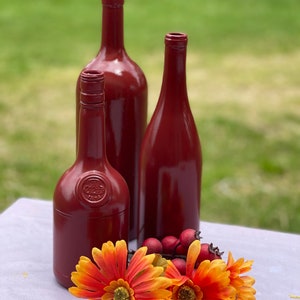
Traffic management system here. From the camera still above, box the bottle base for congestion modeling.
[53,268,73,289]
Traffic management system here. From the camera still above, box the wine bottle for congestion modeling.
[137,33,202,245]
[54,70,130,288]
[76,0,147,240]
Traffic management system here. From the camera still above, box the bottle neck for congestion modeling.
[77,71,107,162]
[100,0,125,53]
[159,33,188,102]
[77,104,107,161]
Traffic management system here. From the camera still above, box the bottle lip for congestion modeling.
[102,0,124,8]
[80,70,105,105]
[81,70,104,83]
[165,32,188,47]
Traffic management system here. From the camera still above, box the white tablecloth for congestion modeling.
[0,198,299,299]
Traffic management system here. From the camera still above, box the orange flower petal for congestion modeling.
[114,240,128,277]
[126,247,154,281]
[135,289,172,299]
[134,275,171,293]
[68,286,103,298]
[130,265,163,287]
[91,241,128,281]
[74,256,106,284]
[165,260,189,287]
[70,271,104,291]
[69,239,174,300]
[186,240,201,277]
[192,259,233,299]
[92,246,114,281]
[98,241,126,279]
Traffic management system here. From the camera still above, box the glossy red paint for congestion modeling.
[137,33,202,246]
[75,0,147,241]
[53,71,129,288]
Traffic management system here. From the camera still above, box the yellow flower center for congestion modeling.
[177,285,197,300]
[114,286,130,300]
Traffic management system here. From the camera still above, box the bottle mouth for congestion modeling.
[80,70,105,105]
[81,70,104,82]
[80,70,104,93]
[165,32,188,42]
[165,32,188,47]
[102,0,124,8]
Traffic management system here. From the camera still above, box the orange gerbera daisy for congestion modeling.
[69,240,172,299]
[226,251,256,300]
[165,240,234,300]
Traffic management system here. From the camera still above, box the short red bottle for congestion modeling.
[137,33,202,245]
[53,70,130,288]
[76,0,147,240]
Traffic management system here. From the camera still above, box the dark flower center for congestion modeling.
[177,285,197,300]
[114,286,130,300]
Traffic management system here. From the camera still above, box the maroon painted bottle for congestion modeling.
[137,33,202,245]
[54,71,130,288]
[76,0,147,240]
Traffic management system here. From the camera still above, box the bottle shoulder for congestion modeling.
[82,57,147,96]
[86,51,146,78]
[142,120,200,153]
[146,103,198,136]
[53,163,130,213]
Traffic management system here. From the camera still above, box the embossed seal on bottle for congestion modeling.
[76,171,110,207]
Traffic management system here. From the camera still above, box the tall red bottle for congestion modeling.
[54,70,130,288]
[76,0,147,240]
[137,33,202,245]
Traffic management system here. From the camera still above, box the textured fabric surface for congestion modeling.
[0,198,299,299]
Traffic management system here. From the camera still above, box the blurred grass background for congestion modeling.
[0,0,299,233]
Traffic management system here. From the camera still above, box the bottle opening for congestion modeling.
[165,32,188,42]
[165,32,188,48]
[81,70,104,83]
[102,0,124,8]
[80,70,105,105]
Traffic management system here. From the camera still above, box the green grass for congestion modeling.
[1,0,299,233]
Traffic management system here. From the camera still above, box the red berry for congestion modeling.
[172,258,186,275]
[161,236,180,254]
[142,237,163,254]
[196,243,223,266]
[179,228,201,249]
[175,244,187,255]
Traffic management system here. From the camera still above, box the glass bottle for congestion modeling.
[54,70,130,288]
[137,33,202,246]
[76,0,147,240]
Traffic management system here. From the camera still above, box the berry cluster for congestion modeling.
[141,228,224,275]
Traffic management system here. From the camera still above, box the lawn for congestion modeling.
[0,0,299,233]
